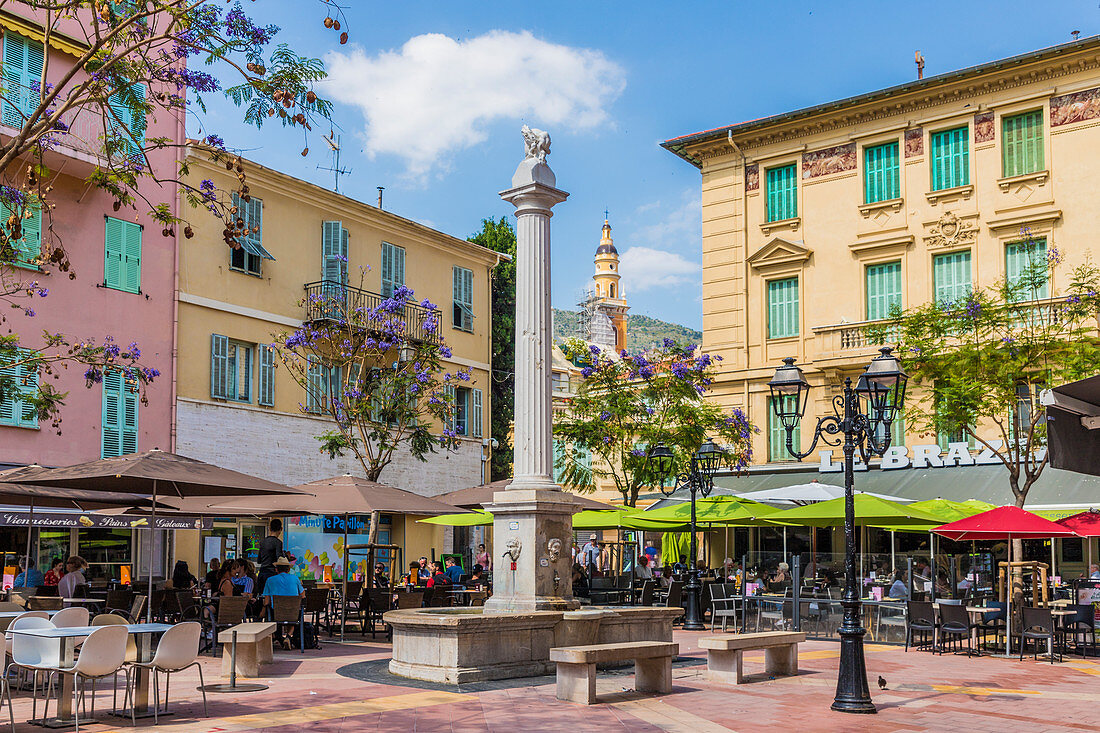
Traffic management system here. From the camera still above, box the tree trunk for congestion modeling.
[365,509,379,585]
[1010,493,1026,639]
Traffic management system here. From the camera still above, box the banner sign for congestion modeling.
[0,512,212,530]
[819,440,1046,473]
[291,514,374,533]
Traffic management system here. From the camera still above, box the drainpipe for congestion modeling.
[168,88,185,452]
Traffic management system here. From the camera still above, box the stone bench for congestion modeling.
[698,631,805,684]
[219,622,276,678]
[549,641,678,705]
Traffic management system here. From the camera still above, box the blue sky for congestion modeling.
[196,0,1097,330]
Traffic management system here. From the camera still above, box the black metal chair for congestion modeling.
[1064,603,1097,657]
[665,580,684,624]
[905,601,935,652]
[270,595,305,653]
[975,601,1006,651]
[937,602,978,656]
[304,588,331,636]
[1018,606,1059,663]
[638,580,654,607]
[364,589,391,637]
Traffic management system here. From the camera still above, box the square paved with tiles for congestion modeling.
[13,630,1098,732]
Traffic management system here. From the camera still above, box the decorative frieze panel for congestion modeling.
[923,211,978,249]
[904,128,924,157]
[802,142,856,178]
[745,163,759,191]
[1051,87,1100,127]
[974,111,995,143]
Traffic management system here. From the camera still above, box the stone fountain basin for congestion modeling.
[385,606,682,684]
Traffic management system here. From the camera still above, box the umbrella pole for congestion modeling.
[782,527,787,566]
[1050,537,1056,581]
[148,480,157,623]
[1006,534,1012,657]
[890,531,895,575]
[341,513,348,643]
[24,499,34,577]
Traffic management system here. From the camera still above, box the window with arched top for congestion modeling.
[595,284,601,296]
[610,283,616,298]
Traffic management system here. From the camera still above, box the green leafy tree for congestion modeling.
[271,275,465,555]
[553,339,757,506]
[468,217,515,481]
[870,233,1100,509]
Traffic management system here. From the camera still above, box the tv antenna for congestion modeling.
[317,131,352,193]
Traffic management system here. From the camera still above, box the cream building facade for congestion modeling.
[663,37,1100,467]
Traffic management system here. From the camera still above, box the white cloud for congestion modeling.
[323,31,625,179]
[630,190,701,253]
[618,246,699,293]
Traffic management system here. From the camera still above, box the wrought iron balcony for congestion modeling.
[303,280,441,344]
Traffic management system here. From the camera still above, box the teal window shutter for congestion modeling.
[230,194,268,273]
[122,219,141,293]
[1002,110,1044,178]
[1,200,40,268]
[863,142,900,204]
[321,221,347,284]
[930,126,969,191]
[453,266,474,330]
[306,359,329,413]
[767,396,799,461]
[210,334,229,399]
[104,217,140,293]
[108,83,146,159]
[766,277,799,339]
[1005,238,1048,301]
[933,251,972,305]
[101,371,136,457]
[472,388,483,438]
[865,261,902,321]
[0,349,38,428]
[257,346,274,407]
[2,32,43,127]
[444,384,456,432]
[765,164,797,222]
[381,242,405,298]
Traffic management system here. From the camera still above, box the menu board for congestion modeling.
[1076,580,1100,620]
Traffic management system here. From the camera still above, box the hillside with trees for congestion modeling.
[552,308,702,350]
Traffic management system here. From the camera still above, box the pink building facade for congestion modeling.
[0,16,182,469]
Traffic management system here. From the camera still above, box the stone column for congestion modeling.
[483,129,579,613]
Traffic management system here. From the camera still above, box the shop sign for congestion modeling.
[290,515,373,532]
[818,440,1046,473]
[0,512,212,530]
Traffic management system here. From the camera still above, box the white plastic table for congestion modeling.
[11,622,173,727]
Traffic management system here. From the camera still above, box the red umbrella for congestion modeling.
[933,506,1079,656]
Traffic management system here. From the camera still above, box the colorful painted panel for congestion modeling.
[904,128,923,157]
[1051,87,1100,127]
[745,164,759,191]
[285,515,390,582]
[974,112,995,143]
[802,142,856,178]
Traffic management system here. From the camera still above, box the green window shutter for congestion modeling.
[2,33,43,127]
[128,83,146,156]
[444,384,456,432]
[453,266,474,330]
[2,200,40,267]
[0,349,38,428]
[108,84,146,159]
[321,221,347,284]
[863,142,900,204]
[472,388,483,438]
[766,277,799,339]
[930,126,969,191]
[210,334,229,399]
[865,261,902,321]
[101,371,123,457]
[257,346,274,407]
[121,376,138,455]
[767,396,799,461]
[1002,110,1044,178]
[306,359,328,413]
[381,243,405,298]
[765,164,797,222]
[933,251,972,304]
[104,216,123,289]
[1005,238,1048,301]
[121,219,141,293]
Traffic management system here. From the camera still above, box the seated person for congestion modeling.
[425,561,451,588]
[13,556,44,588]
[672,555,688,576]
[230,560,255,597]
[657,566,673,589]
[444,557,464,585]
[262,557,305,601]
[204,558,221,590]
[634,554,654,580]
[571,562,589,598]
[468,564,486,588]
[888,570,909,599]
[373,563,389,588]
[401,561,420,588]
[57,556,87,599]
[42,558,64,587]
[170,560,198,590]
[417,557,432,581]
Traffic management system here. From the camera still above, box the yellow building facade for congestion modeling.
[664,37,1100,468]
[174,148,502,567]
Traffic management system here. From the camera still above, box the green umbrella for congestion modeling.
[873,498,996,532]
[768,493,945,528]
[639,496,782,526]
[572,508,636,530]
[418,510,493,527]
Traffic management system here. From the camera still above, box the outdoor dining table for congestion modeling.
[10,622,173,727]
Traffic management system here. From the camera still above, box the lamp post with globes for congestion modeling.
[767,347,908,715]
[647,439,725,631]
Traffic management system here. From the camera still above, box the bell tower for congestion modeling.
[591,218,629,352]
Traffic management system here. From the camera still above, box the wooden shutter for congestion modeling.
[104,216,124,288]
[321,221,347,283]
[306,359,326,413]
[2,200,40,267]
[766,277,799,339]
[1002,110,1044,178]
[766,164,797,222]
[121,375,138,454]
[0,350,37,428]
[864,142,899,204]
[257,346,274,407]
[381,242,405,297]
[472,388,483,438]
[866,261,902,321]
[1006,239,1048,301]
[931,127,969,191]
[2,33,43,127]
[767,396,799,461]
[210,334,229,399]
[933,251,972,304]
[101,371,122,457]
[444,384,456,432]
[121,219,141,293]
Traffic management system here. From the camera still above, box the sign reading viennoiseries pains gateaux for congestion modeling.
[818,440,1047,473]
[0,513,212,530]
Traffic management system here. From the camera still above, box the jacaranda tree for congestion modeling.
[870,232,1100,509]
[553,338,757,506]
[272,273,468,552]
[0,0,340,425]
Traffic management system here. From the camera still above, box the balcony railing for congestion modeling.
[303,280,441,344]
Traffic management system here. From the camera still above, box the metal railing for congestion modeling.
[303,280,441,343]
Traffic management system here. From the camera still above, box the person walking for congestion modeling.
[581,535,600,577]
[256,518,285,597]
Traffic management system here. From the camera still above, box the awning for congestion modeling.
[654,462,1100,511]
[1043,376,1100,477]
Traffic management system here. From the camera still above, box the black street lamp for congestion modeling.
[767,347,908,715]
[649,438,724,631]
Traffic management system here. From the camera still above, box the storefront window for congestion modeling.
[37,529,70,574]
[79,528,132,582]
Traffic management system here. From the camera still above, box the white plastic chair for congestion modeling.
[8,615,57,724]
[4,611,48,658]
[127,621,206,723]
[51,607,89,629]
[56,624,131,732]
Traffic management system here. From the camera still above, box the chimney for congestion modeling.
[377,186,384,209]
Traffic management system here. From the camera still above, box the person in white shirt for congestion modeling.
[634,554,654,581]
[57,556,87,599]
[888,570,909,600]
[1089,563,1100,580]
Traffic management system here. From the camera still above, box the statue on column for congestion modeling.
[521,125,551,162]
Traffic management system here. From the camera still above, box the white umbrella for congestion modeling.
[733,481,915,506]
